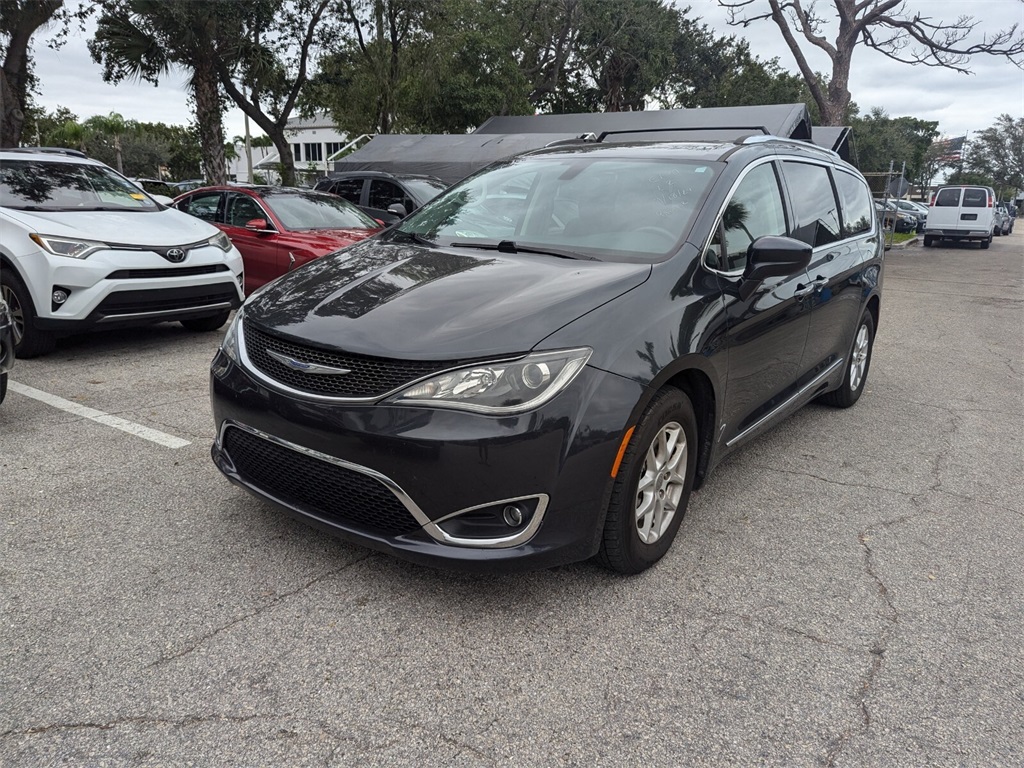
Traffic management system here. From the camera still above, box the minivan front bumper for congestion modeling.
[210,349,645,572]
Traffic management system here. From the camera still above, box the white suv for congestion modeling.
[0,149,244,357]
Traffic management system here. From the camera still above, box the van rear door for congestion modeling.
[928,187,963,230]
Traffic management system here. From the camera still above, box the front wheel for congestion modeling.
[819,311,875,408]
[596,388,698,574]
[180,310,231,332]
[0,270,56,358]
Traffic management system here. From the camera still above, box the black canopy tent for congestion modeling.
[330,104,852,184]
[328,132,581,185]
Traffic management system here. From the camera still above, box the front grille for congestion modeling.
[243,318,465,398]
[95,284,239,316]
[106,265,230,280]
[223,426,420,536]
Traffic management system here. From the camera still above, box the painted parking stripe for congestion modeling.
[8,381,191,449]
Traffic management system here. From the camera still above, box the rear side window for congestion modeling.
[179,192,223,223]
[782,161,842,247]
[833,171,873,236]
[963,188,988,208]
[369,180,412,211]
[329,179,363,204]
[934,188,961,207]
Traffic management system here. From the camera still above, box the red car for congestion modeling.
[172,186,382,294]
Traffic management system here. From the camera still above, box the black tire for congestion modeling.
[0,270,56,358]
[980,236,991,250]
[819,311,875,408]
[596,388,698,574]
[923,235,934,247]
[180,310,231,332]
[0,372,6,405]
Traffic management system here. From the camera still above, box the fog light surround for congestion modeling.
[51,286,72,311]
[426,494,549,548]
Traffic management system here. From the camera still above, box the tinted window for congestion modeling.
[935,188,961,207]
[783,161,841,247]
[401,178,448,204]
[329,179,362,204]
[179,192,222,223]
[369,180,411,211]
[706,162,787,272]
[963,188,988,208]
[226,194,265,227]
[834,171,873,236]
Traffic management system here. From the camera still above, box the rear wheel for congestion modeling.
[596,388,698,574]
[980,236,991,250]
[180,310,231,332]
[0,270,56,358]
[819,311,874,409]
[0,372,7,404]
[923,235,934,247]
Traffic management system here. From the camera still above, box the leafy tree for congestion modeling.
[848,107,938,190]
[720,0,1024,125]
[90,0,234,184]
[83,111,134,173]
[214,0,335,187]
[961,115,1024,199]
[1,1,91,146]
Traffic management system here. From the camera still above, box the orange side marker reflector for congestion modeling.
[610,426,635,478]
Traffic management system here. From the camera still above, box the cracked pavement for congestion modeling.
[1,231,1022,766]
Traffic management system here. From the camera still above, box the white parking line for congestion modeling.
[8,381,192,449]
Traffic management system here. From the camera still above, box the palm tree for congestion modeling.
[84,112,132,173]
[52,119,91,152]
[89,0,234,184]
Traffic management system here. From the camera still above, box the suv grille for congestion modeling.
[242,318,464,398]
[95,285,238,316]
[223,427,420,536]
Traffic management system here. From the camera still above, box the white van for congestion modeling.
[0,148,244,357]
[923,185,997,249]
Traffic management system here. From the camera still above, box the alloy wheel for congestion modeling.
[635,421,687,544]
[0,283,24,345]
[850,323,870,391]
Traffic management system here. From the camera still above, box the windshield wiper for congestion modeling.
[390,229,437,247]
[451,240,597,261]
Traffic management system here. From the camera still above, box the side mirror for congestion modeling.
[739,236,811,300]
[386,203,407,218]
[245,218,271,232]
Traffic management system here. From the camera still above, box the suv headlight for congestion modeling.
[389,347,592,414]
[208,231,233,252]
[30,234,107,259]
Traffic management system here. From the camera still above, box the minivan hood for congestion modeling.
[3,207,219,246]
[245,239,651,359]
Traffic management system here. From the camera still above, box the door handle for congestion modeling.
[288,252,296,270]
[795,276,829,296]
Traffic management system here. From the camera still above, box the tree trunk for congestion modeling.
[271,131,296,187]
[0,72,24,148]
[193,51,226,184]
[1,0,63,147]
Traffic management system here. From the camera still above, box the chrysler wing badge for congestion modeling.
[266,349,351,375]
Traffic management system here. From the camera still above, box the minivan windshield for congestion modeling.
[0,159,160,211]
[397,155,721,262]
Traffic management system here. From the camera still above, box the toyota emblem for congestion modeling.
[165,247,186,263]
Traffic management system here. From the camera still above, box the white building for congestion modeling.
[229,113,369,185]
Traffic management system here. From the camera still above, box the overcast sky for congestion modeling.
[28,0,1024,143]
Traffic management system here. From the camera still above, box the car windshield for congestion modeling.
[398,154,720,262]
[0,159,160,211]
[262,191,379,231]
[401,178,448,203]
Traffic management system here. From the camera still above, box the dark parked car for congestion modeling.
[210,136,883,574]
[874,200,917,233]
[173,186,382,295]
[315,171,448,224]
[0,284,13,404]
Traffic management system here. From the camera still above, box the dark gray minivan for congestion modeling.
[210,134,884,574]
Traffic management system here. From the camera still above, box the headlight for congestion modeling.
[221,306,243,364]
[389,347,592,414]
[208,231,233,252]
[30,233,107,259]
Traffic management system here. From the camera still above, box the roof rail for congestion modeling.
[2,146,88,158]
[544,132,598,148]
[597,125,770,143]
[741,134,840,159]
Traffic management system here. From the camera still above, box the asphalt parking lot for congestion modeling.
[2,230,1022,767]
